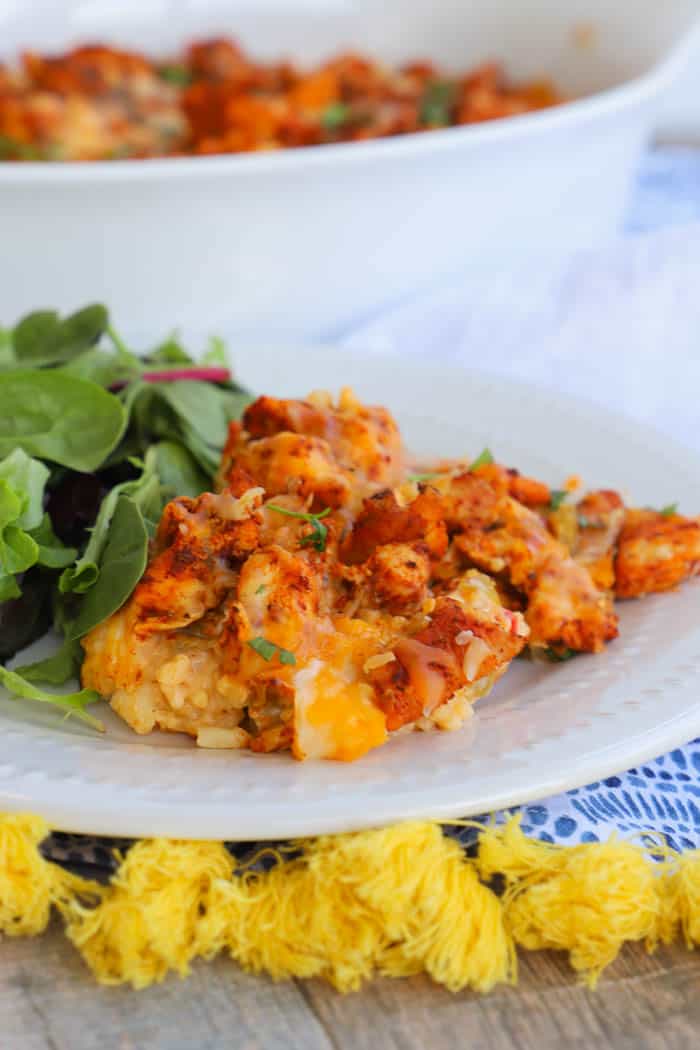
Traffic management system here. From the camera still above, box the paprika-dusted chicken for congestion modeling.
[82,388,700,761]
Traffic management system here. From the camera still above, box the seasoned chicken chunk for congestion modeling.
[574,489,625,592]
[523,550,616,654]
[242,388,404,484]
[219,389,405,503]
[131,488,261,635]
[368,542,432,614]
[226,431,353,509]
[615,509,700,598]
[343,486,448,565]
[368,575,528,731]
[441,469,618,653]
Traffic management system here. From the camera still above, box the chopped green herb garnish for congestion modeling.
[420,81,456,126]
[0,135,57,161]
[247,636,296,665]
[158,65,193,87]
[299,517,329,552]
[321,102,351,131]
[549,490,567,511]
[407,472,438,483]
[255,584,266,595]
[577,514,606,530]
[267,504,331,553]
[469,448,494,472]
[644,502,679,517]
[107,145,136,160]
[542,647,577,663]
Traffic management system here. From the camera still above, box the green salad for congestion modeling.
[0,304,251,729]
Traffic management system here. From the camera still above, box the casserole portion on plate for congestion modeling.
[81,388,699,762]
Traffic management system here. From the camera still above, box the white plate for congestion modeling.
[3,348,700,840]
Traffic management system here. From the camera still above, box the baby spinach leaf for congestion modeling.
[220,386,254,420]
[177,424,221,475]
[59,452,160,594]
[0,664,103,731]
[122,381,171,437]
[0,325,14,368]
[12,304,109,367]
[12,310,61,363]
[29,514,77,568]
[0,414,102,596]
[144,335,194,365]
[66,495,149,640]
[57,304,109,357]
[58,346,141,388]
[0,448,49,530]
[201,336,228,367]
[153,440,210,500]
[0,371,126,471]
[15,638,83,685]
[157,380,231,447]
[0,481,39,582]
[175,386,252,473]
[121,379,251,478]
[0,524,38,577]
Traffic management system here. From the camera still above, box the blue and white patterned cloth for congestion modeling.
[340,146,700,851]
[517,743,700,851]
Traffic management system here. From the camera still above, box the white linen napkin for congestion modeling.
[341,148,700,455]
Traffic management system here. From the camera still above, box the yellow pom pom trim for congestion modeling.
[656,848,700,949]
[2,811,700,993]
[0,813,100,938]
[476,818,659,985]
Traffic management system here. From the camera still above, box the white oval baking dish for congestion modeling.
[0,0,698,341]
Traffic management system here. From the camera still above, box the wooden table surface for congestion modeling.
[2,925,699,1050]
